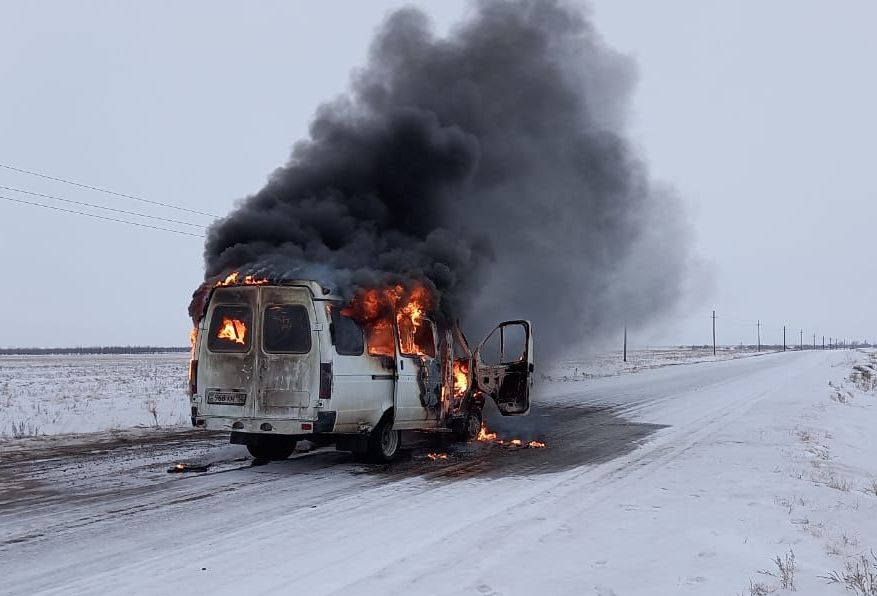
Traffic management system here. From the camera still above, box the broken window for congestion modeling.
[263,304,311,354]
[330,308,364,356]
[208,305,252,353]
[479,323,526,365]
[401,320,437,358]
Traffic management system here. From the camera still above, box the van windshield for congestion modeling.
[208,305,253,353]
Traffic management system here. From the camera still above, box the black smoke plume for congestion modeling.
[203,0,691,355]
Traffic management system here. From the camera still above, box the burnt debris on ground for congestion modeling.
[362,403,667,481]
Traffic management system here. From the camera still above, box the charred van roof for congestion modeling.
[212,279,342,301]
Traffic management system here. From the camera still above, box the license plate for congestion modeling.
[206,391,247,406]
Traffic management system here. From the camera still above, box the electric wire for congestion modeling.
[0,185,205,229]
[0,162,220,218]
[0,194,204,238]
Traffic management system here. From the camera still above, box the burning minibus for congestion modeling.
[187,274,533,462]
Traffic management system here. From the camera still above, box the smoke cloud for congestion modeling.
[203,0,692,356]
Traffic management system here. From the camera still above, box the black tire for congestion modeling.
[246,438,297,461]
[309,435,334,448]
[454,407,482,442]
[367,417,401,463]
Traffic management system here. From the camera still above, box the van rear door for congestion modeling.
[473,320,534,415]
[198,286,260,418]
[256,286,320,421]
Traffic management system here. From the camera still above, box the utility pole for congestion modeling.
[757,320,761,352]
[783,325,786,352]
[712,310,717,356]
[799,329,803,350]
[822,335,825,350]
[813,333,816,350]
[623,321,627,363]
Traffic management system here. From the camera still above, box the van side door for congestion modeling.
[473,320,534,415]
[328,306,394,433]
[393,319,442,429]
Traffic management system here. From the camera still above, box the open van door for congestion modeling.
[473,320,533,415]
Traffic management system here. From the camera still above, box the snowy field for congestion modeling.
[0,353,189,438]
[2,349,876,595]
[0,347,770,440]
[543,346,775,381]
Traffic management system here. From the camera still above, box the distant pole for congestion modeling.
[757,320,761,352]
[623,321,627,363]
[712,310,717,356]
[799,329,803,350]
[822,335,825,350]
[783,325,786,352]
[813,333,816,350]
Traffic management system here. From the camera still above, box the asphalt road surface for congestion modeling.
[0,351,824,595]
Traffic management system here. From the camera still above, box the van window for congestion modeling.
[402,321,437,358]
[208,305,253,353]
[330,308,364,356]
[479,323,526,365]
[263,304,312,354]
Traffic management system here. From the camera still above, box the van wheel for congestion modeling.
[454,407,482,442]
[246,439,297,461]
[367,418,401,463]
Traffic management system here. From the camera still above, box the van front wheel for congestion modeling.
[368,419,401,463]
[246,438,297,461]
[452,407,483,442]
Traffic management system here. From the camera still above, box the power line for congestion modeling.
[0,162,220,219]
[0,194,204,238]
[0,185,205,229]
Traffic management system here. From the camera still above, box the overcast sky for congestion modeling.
[1,1,875,349]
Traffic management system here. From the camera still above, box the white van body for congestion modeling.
[188,281,533,461]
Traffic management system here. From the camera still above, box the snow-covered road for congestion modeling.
[2,350,875,595]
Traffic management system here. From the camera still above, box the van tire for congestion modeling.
[246,439,297,461]
[367,418,401,463]
[454,407,482,442]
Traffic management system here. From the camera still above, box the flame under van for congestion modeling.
[188,281,534,462]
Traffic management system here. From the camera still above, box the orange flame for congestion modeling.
[426,452,448,461]
[216,317,247,344]
[187,327,198,394]
[342,284,433,357]
[477,423,497,442]
[476,423,547,448]
[215,272,269,288]
[453,360,469,396]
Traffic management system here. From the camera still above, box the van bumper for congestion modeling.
[198,411,336,435]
